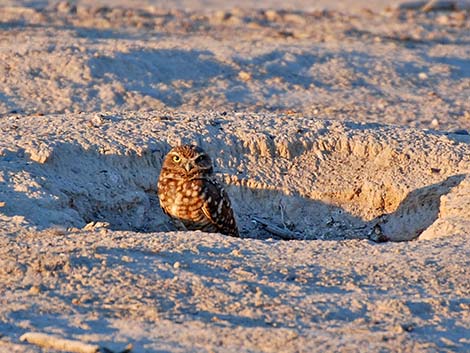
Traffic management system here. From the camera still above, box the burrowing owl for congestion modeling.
[157,145,239,237]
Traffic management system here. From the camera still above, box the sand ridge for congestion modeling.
[1,111,470,241]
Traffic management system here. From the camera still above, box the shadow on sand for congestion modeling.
[1,140,465,242]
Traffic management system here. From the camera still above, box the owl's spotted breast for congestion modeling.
[157,145,239,237]
[158,178,205,223]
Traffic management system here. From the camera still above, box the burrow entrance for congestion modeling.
[3,132,465,242]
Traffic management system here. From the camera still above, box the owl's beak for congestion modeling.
[185,162,194,172]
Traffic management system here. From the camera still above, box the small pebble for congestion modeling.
[230,249,242,256]
[173,261,181,269]
[28,285,41,295]
[437,15,449,25]
[92,114,105,125]
[238,71,252,81]
[283,13,306,25]
[264,9,279,21]
[217,10,232,21]
[453,12,467,22]
[56,1,77,13]
[418,72,428,80]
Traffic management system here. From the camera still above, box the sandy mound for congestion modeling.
[1,111,469,242]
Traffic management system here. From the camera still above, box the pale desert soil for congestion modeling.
[0,1,470,352]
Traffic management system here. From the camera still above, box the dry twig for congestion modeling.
[252,216,298,240]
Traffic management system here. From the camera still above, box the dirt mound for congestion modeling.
[1,111,469,241]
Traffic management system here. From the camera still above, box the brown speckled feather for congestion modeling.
[157,145,239,237]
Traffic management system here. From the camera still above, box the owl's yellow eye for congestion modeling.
[172,155,181,163]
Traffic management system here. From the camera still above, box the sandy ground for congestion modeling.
[1,0,470,352]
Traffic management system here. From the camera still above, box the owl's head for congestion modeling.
[162,145,213,177]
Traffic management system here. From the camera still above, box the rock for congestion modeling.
[264,9,279,22]
[28,285,41,295]
[238,71,252,81]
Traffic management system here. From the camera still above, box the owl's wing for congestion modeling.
[201,178,239,237]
